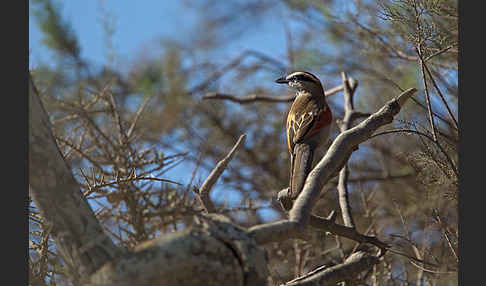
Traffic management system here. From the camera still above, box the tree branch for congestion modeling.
[248,87,417,245]
[203,92,295,103]
[416,43,438,143]
[336,72,359,228]
[202,84,345,104]
[309,215,389,249]
[418,52,459,130]
[86,214,268,286]
[196,134,246,213]
[30,75,268,286]
[29,72,122,281]
[282,251,380,285]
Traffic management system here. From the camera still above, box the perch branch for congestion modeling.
[248,88,417,245]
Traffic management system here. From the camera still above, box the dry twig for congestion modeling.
[203,84,345,104]
[195,134,246,213]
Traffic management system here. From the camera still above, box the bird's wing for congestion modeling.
[286,99,331,153]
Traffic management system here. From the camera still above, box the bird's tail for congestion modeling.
[284,143,314,210]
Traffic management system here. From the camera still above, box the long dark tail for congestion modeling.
[288,143,314,207]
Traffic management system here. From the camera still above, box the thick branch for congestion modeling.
[86,214,268,286]
[196,134,246,213]
[30,75,266,286]
[88,230,242,286]
[283,251,380,285]
[248,88,417,245]
[28,73,121,280]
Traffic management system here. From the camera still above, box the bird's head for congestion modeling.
[275,71,324,93]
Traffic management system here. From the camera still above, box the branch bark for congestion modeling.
[29,70,418,285]
[248,87,417,245]
[29,74,267,286]
[282,251,380,285]
[29,73,122,282]
[86,214,268,286]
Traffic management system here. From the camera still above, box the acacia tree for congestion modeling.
[29,0,458,285]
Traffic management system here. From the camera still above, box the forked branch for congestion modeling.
[195,134,247,213]
[248,87,417,245]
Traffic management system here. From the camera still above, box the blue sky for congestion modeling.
[30,1,197,66]
[29,0,295,221]
[30,0,457,223]
[29,1,291,70]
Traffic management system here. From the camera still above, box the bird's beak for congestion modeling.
[275,77,289,84]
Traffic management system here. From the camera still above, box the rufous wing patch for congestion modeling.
[305,106,332,139]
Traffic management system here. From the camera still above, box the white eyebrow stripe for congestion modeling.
[287,72,301,78]
[285,71,320,83]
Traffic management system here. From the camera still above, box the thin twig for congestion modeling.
[433,210,458,263]
[127,95,152,139]
[336,72,358,228]
[369,128,458,177]
[309,215,389,250]
[419,54,459,130]
[106,89,127,145]
[188,49,287,95]
[416,46,438,142]
[202,84,345,104]
[89,176,182,190]
[410,96,458,132]
[203,93,295,103]
[196,134,246,213]
[424,44,457,62]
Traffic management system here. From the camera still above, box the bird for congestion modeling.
[275,71,333,211]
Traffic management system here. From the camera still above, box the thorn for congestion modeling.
[327,210,337,222]
[92,168,96,185]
